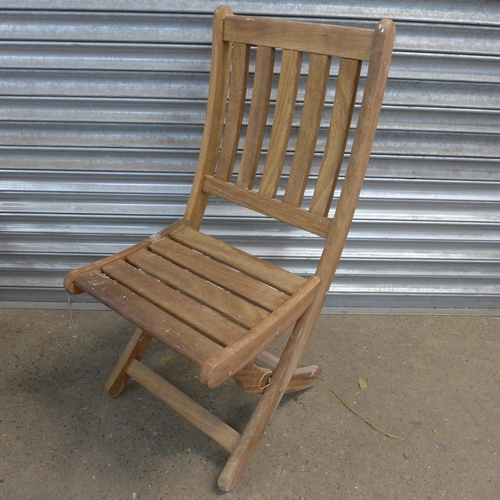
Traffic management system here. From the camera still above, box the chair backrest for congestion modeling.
[184,6,395,284]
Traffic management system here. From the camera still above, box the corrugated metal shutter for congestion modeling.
[1,0,499,309]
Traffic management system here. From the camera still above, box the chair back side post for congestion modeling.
[184,5,233,229]
[216,21,394,490]
[317,19,396,286]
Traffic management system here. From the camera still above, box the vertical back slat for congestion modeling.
[216,42,251,182]
[236,46,275,190]
[283,53,331,207]
[309,57,361,216]
[259,49,302,198]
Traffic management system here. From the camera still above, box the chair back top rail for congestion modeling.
[186,6,396,248]
[223,15,374,61]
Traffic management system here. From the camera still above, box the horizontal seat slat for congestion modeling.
[74,270,221,367]
[64,218,186,295]
[102,259,246,346]
[127,249,266,329]
[150,237,288,311]
[170,225,306,294]
[200,276,322,388]
[203,175,331,238]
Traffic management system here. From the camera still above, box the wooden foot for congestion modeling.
[233,360,321,394]
[104,328,153,397]
[218,367,291,491]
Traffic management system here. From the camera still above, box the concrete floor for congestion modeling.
[1,309,499,500]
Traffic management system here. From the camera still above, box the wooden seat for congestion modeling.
[64,6,395,491]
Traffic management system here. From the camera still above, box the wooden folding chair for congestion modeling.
[64,6,395,491]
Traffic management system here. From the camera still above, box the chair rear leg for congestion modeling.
[104,327,153,397]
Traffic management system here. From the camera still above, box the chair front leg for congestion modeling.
[104,328,153,397]
[217,303,321,491]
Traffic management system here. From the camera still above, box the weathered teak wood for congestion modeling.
[200,276,321,388]
[310,57,362,216]
[233,361,321,394]
[283,53,331,207]
[219,19,396,491]
[150,237,288,311]
[75,270,222,366]
[204,175,332,237]
[184,5,233,230]
[105,328,153,397]
[236,45,275,189]
[103,258,246,345]
[126,359,241,453]
[223,15,374,61]
[64,6,395,492]
[216,42,250,182]
[64,218,186,294]
[126,248,266,329]
[259,49,302,198]
[169,224,305,294]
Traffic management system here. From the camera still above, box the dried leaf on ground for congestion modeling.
[359,377,367,391]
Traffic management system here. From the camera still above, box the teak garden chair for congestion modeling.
[64,6,395,491]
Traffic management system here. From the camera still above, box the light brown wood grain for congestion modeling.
[184,5,233,229]
[104,328,153,397]
[127,359,241,453]
[317,19,396,285]
[236,45,275,189]
[127,248,266,329]
[259,49,302,198]
[283,53,331,207]
[103,259,246,345]
[218,18,396,492]
[199,276,320,389]
[309,58,361,216]
[204,175,331,237]
[150,237,288,311]
[170,225,305,294]
[224,15,374,61]
[65,8,396,492]
[217,290,326,491]
[75,270,221,366]
[216,42,250,181]
[63,218,186,294]
[233,362,321,394]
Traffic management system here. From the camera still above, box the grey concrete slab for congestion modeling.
[1,309,499,499]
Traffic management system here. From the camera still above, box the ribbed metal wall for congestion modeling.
[1,1,499,308]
